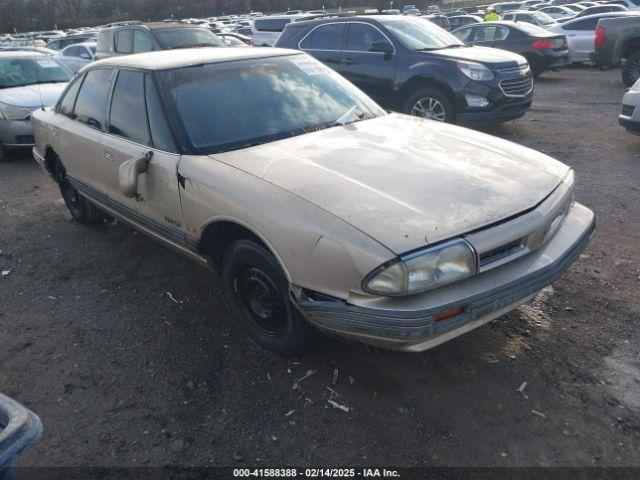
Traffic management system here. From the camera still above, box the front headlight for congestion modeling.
[364,239,477,296]
[457,61,495,81]
[0,102,33,120]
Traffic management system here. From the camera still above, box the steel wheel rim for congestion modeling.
[237,267,287,335]
[411,96,446,121]
[61,179,81,217]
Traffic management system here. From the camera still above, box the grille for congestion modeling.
[14,135,34,145]
[500,76,533,97]
[479,239,524,267]
[622,104,635,117]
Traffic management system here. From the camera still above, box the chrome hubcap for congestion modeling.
[411,96,446,122]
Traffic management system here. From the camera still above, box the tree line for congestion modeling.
[0,0,429,33]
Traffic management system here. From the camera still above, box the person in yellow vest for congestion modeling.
[484,7,500,21]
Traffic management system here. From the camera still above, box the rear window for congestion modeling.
[254,18,292,32]
[153,28,222,49]
[157,55,384,154]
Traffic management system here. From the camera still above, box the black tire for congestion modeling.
[525,55,545,78]
[54,158,102,224]
[0,143,6,162]
[404,86,455,123]
[622,50,640,88]
[222,239,315,354]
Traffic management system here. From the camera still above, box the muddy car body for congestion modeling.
[32,48,595,353]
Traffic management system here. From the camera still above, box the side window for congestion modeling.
[473,26,491,41]
[57,73,84,118]
[303,23,345,50]
[494,27,509,40]
[133,30,152,53]
[64,46,80,57]
[346,23,387,52]
[454,27,474,42]
[566,18,598,30]
[516,14,533,23]
[145,74,176,152]
[115,29,132,53]
[108,70,149,145]
[74,68,114,130]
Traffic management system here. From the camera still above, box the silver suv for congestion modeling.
[95,22,222,60]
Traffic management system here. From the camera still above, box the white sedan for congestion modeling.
[54,42,96,73]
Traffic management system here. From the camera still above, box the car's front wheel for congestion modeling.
[54,158,102,224]
[404,86,455,123]
[622,51,640,88]
[222,239,316,354]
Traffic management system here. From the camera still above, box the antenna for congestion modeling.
[33,48,45,112]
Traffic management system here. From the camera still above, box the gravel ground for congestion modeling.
[1,66,639,468]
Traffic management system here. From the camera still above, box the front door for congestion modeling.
[338,22,396,106]
[99,69,186,246]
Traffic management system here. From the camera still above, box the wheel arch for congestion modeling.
[400,75,458,108]
[198,218,293,282]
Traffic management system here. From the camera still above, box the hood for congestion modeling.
[0,82,68,108]
[212,114,569,255]
[433,45,526,67]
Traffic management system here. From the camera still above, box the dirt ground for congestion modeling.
[1,66,639,469]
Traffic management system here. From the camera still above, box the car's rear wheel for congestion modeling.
[405,86,455,123]
[524,54,545,77]
[54,158,102,224]
[622,51,640,88]
[0,143,7,161]
[222,239,315,354]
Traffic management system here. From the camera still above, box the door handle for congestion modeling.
[51,127,60,138]
[103,149,113,161]
[341,58,355,65]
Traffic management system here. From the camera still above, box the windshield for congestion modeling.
[530,11,556,24]
[0,57,71,88]
[154,28,223,49]
[381,18,464,50]
[157,55,385,155]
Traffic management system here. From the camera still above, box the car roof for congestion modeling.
[0,51,50,59]
[89,47,300,71]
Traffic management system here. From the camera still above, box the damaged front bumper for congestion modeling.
[293,202,595,352]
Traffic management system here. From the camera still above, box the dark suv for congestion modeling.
[274,15,533,124]
[95,22,222,60]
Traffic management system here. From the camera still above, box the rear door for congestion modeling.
[338,22,397,105]
[51,68,115,199]
[99,69,186,245]
[298,22,346,71]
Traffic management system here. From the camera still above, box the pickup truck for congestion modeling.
[592,14,640,86]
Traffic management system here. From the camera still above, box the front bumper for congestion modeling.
[0,119,35,148]
[619,116,640,135]
[455,72,533,124]
[295,202,595,352]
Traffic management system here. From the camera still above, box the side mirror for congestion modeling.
[119,151,153,198]
[369,41,394,54]
[79,53,91,60]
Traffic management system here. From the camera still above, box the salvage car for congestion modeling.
[32,48,595,354]
[275,15,534,124]
[452,21,569,76]
[0,51,71,160]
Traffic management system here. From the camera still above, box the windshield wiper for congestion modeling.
[334,105,366,126]
[172,43,220,49]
